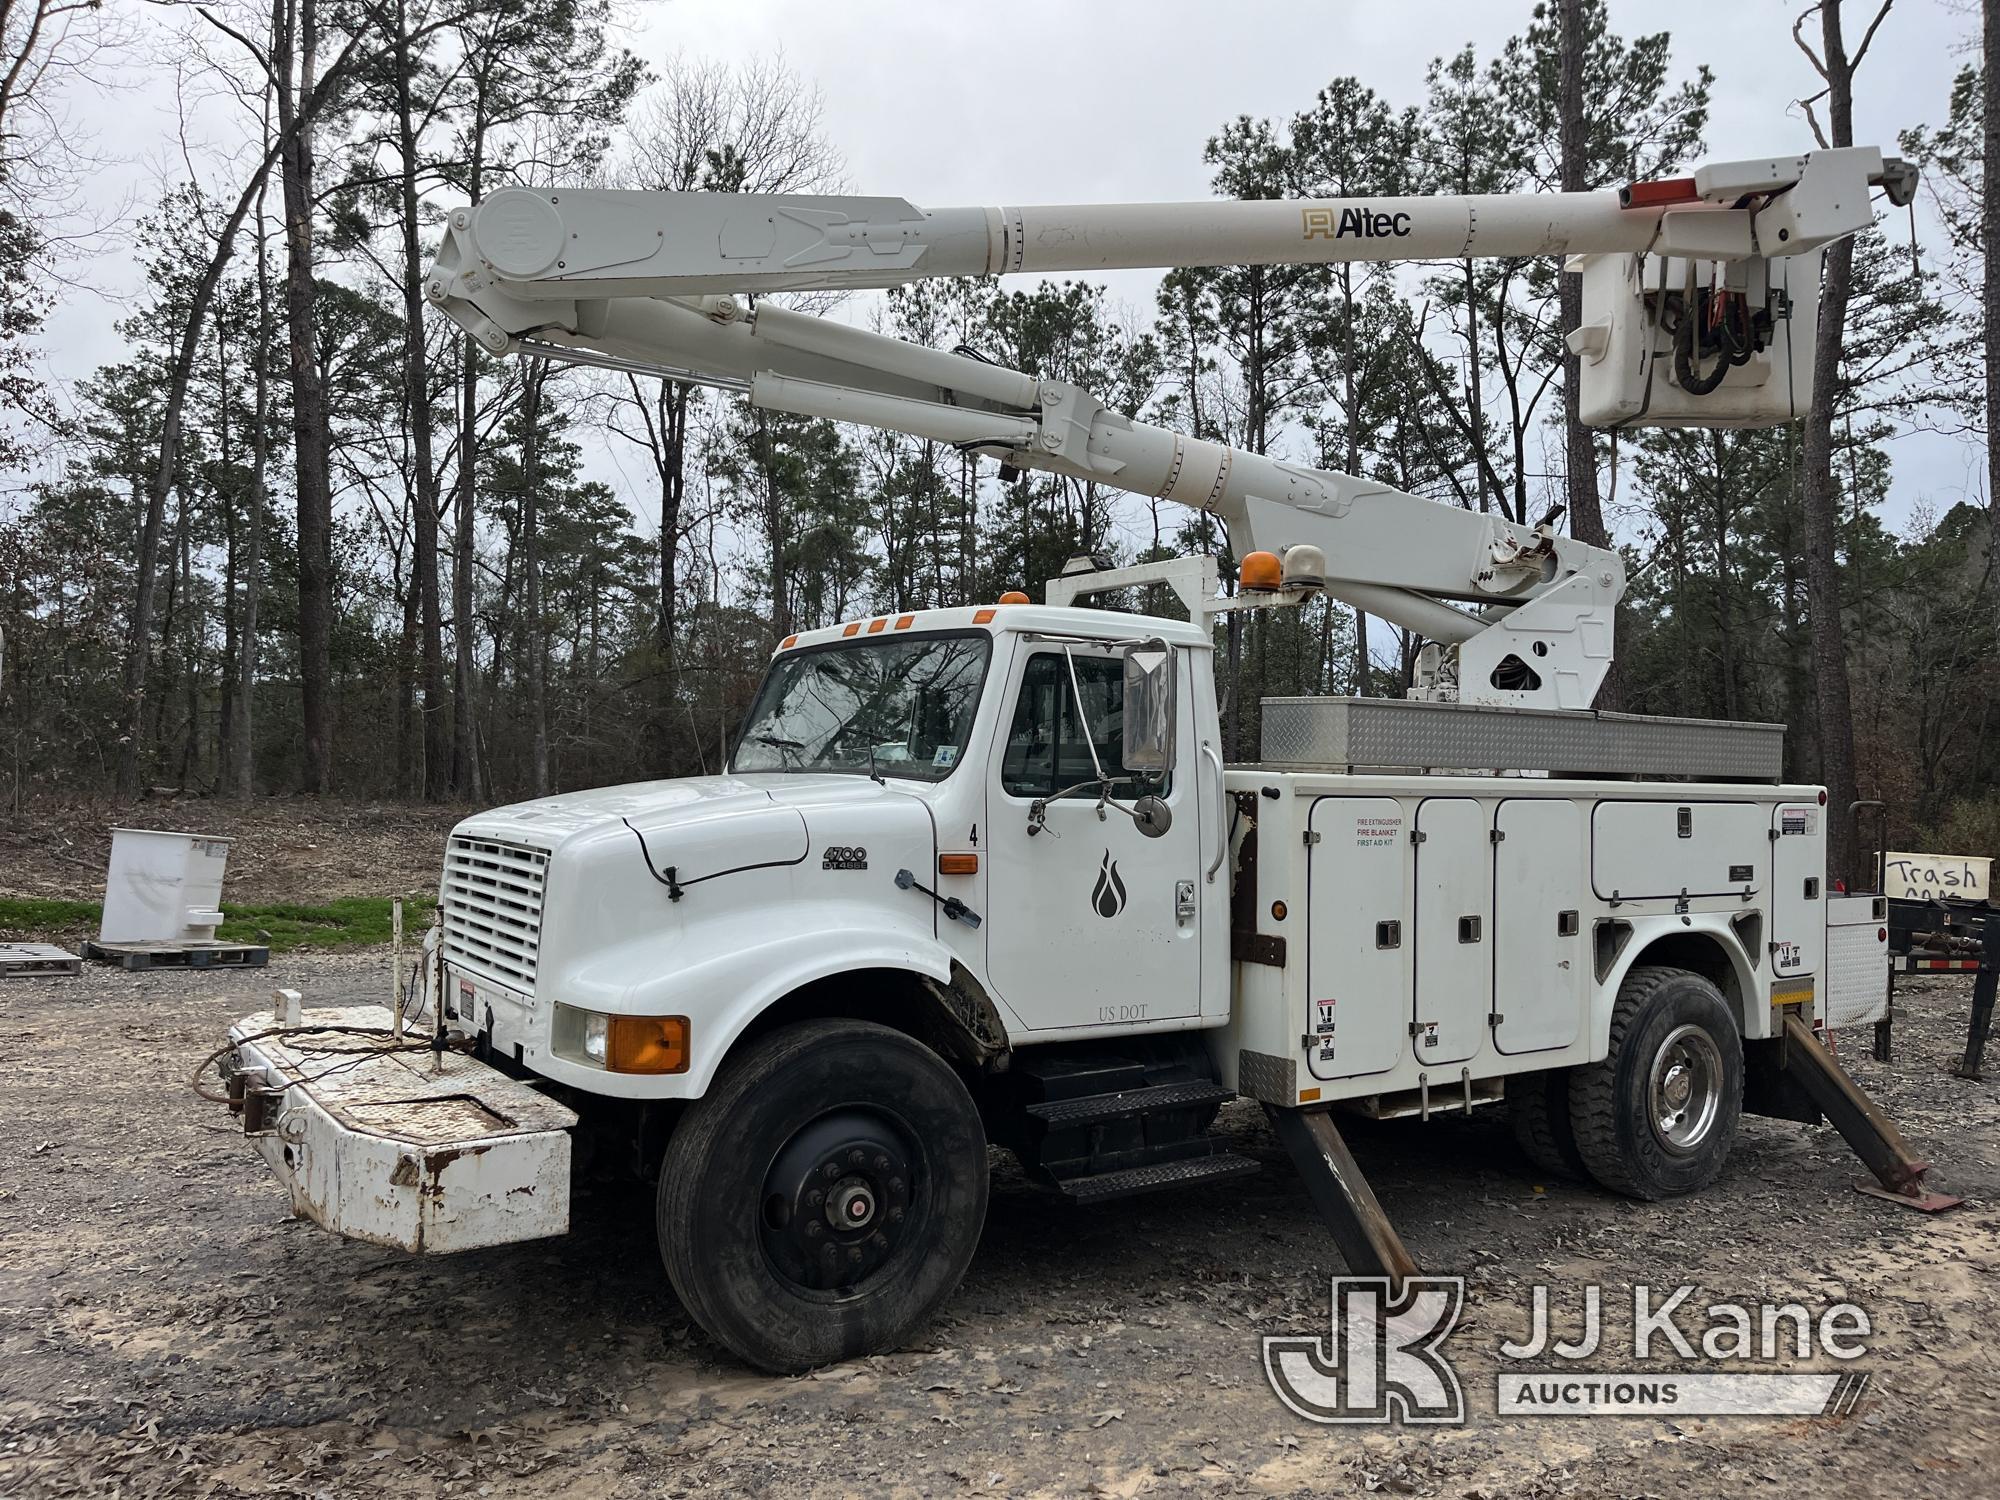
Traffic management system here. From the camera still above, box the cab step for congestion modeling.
[1025,1079,1234,1129]
[1056,1151,1261,1205]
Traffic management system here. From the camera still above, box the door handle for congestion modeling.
[1201,741,1226,883]
[1176,878,1197,926]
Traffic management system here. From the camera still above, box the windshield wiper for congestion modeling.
[749,732,806,765]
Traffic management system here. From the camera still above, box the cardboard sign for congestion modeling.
[1883,851,1991,902]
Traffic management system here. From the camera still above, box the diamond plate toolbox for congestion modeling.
[1258,696,1785,780]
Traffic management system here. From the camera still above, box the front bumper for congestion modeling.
[224,1004,576,1253]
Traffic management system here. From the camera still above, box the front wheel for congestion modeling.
[656,1019,989,1373]
[1569,966,1742,1200]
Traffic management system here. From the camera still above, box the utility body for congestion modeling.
[217,144,1940,1373]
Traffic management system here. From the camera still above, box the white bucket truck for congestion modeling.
[217,145,1948,1372]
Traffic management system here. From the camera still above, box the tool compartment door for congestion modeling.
[1414,797,1492,1066]
[1493,799,1588,1054]
[1305,796,1411,1080]
[1591,799,1765,901]
[1770,800,1827,979]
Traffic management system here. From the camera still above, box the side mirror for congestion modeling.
[1120,639,1175,775]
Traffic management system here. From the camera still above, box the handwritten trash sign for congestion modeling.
[1883,851,1991,902]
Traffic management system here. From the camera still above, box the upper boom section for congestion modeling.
[438,148,1907,303]
[423,142,1914,714]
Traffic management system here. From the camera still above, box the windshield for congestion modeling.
[731,632,992,781]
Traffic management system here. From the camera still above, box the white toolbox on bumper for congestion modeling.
[226,1005,576,1253]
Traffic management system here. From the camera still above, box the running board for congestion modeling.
[1777,1013,1962,1212]
[1056,1151,1260,1204]
[1026,1079,1234,1129]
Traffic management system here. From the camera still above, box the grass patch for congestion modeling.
[0,894,436,952]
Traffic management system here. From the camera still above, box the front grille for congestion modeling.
[441,836,549,992]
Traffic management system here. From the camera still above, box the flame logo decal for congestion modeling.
[1092,851,1128,919]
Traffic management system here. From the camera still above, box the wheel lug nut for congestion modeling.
[873,1154,889,1170]
[848,1246,863,1263]
[822,1162,841,1179]
[889,1206,905,1223]
[849,1149,866,1166]
[889,1177,905,1193]
[806,1221,822,1238]
[806,1189,824,1208]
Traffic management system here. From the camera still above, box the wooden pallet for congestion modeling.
[0,942,83,978]
[84,939,270,972]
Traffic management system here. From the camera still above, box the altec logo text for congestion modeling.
[1263,1279,1875,1424]
[1302,207,1413,240]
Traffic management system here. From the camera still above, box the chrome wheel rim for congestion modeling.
[1649,1023,1723,1154]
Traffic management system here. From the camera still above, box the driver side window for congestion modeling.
[999,652,1171,799]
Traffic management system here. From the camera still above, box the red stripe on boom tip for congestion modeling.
[1620,176,1700,209]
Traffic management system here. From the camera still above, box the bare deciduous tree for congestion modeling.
[605,54,844,767]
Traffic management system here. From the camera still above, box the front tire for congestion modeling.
[657,1019,989,1373]
[1569,966,1742,1200]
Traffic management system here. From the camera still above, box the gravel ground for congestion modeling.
[1,952,1996,1498]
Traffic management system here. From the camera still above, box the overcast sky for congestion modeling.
[34,0,1987,537]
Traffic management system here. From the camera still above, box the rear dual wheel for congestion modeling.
[656,1019,989,1373]
[1568,965,1742,1200]
[1508,1066,1585,1181]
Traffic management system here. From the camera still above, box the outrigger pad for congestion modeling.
[1855,1178,1962,1213]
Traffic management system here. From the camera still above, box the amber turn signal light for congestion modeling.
[607,1015,690,1074]
[938,853,979,876]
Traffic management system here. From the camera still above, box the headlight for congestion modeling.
[556,1004,690,1074]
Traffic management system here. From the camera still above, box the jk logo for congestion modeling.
[1263,1277,1466,1424]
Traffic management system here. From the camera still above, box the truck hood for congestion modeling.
[454,774,932,860]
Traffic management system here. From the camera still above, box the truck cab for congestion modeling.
[439,602,1227,1104]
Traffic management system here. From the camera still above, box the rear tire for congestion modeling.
[656,1019,989,1373]
[1569,965,1742,1200]
[1508,1068,1584,1180]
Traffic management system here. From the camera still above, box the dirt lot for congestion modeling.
[1,949,1996,1498]
[0,800,472,906]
